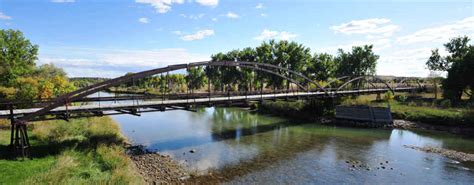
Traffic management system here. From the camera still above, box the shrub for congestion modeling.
[383,91,394,101]
[396,95,408,102]
[0,119,10,129]
[440,99,452,108]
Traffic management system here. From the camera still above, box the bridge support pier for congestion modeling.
[9,120,30,158]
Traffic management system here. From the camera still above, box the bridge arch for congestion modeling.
[397,77,423,89]
[336,76,395,94]
[20,61,327,121]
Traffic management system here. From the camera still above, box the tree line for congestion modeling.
[127,40,379,93]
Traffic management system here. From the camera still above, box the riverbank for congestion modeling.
[255,95,474,136]
[0,117,143,184]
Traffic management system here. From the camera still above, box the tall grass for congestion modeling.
[32,117,124,145]
[23,145,142,185]
[0,117,144,184]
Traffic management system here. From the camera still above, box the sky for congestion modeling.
[0,0,473,78]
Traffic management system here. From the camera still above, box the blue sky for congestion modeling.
[0,0,473,77]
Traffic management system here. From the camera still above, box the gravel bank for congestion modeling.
[404,145,474,162]
[130,153,190,184]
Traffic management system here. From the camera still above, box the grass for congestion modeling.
[389,102,474,126]
[0,117,144,185]
[341,92,474,126]
[258,92,474,127]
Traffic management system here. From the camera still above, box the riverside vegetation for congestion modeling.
[0,117,144,184]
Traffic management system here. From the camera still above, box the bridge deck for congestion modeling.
[0,87,416,119]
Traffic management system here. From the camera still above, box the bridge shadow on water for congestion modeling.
[147,119,305,151]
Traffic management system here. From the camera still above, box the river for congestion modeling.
[110,106,474,184]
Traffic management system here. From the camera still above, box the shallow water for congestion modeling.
[112,107,474,184]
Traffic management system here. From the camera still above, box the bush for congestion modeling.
[0,119,10,129]
[440,99,452,108]
[396,95,408,102]
[383,91,394,101]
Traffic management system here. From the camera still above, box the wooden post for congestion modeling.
[9,104,14,147]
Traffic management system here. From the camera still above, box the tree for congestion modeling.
[426,49,449,71]
[0,29,39,86]
[308,53,337,82]
[284,41,311,89]
[186,66,206,92]
[336,45,379,77]
[35,63,67,79]
[427,71,442,99]
[15,77,39,101]
[426,36,473,102]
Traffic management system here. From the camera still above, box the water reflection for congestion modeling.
[112,107,474,184]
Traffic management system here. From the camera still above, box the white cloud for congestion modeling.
[138,17,149,24]
[225,12,240,19]
[211,18,218,22]
[255,3,264,9]
[376,47,441,77]
[39,48,210,78]
[135,0,184,13]
[0,12,11,20]
[196,0,219,7]
[331,18,399,37]
[172,30,182,35]
[51,0,75,3]
[396,16,474,45]
[180,29,215,41]
[260,13,267,17]
[180,13,205,20]
[254,29,298,41]
[279,32,298,40]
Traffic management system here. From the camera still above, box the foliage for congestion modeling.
[0,86,16,100]
[113,40,380,94]
[70,77,108,88]
[307,53,338,82]
[0,29,39,87]
[0,29,76,103]
[335,45,379,77]
[395,95,408,102]
[186,66,207,91]
[439,99,452,108]
[383,91,394,101]
[426,36,474,102]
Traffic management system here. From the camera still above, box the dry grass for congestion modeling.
[0,119,9,129]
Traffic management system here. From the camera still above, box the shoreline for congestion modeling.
[120,108,474,184]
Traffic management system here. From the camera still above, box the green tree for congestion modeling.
[0,29,39,86]
[283,41,312,89]
[336,45,379,77]
[308,53,337,82]
[186,66,207,92]
[426,36,473,102]
[35,63,67,79]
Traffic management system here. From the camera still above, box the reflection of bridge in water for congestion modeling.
[0,61,425,156]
